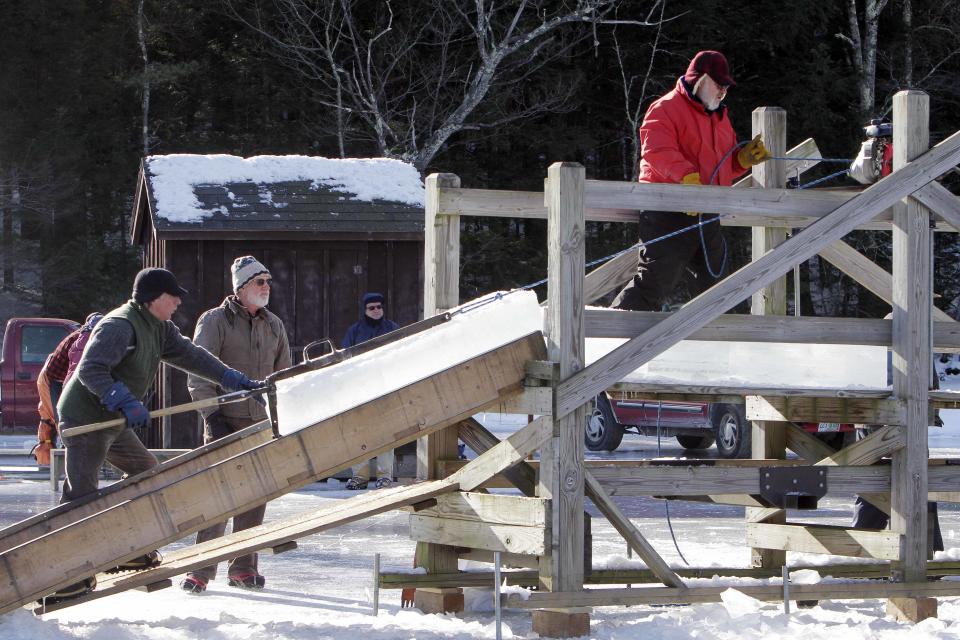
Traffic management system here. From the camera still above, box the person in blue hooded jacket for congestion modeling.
[342,292,400,489]
[341,292,400,349]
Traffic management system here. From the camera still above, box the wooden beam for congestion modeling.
[0,334,545,614]
[584,472,685,589]
[539,162,587,596]
[913,181,960,232]
[450,417,551,492]
[556,128,960,418]
[746,396,905,425]
[746,522,902,560]
[421,173,465,582]
[480,385,552,416]
[583,249,638,305]
[784,422,838,462]
[410,516,546,555]
[586,308,960,350]
[818,240,955,322]
[747,106,789,571]
[417,492,546,527]
[503,580,960,609]
[0,422,273,554]
[456,419,537,495]
[890,90,933,595]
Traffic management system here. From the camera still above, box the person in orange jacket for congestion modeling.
[612,50,771,312]
[34,313,102,465]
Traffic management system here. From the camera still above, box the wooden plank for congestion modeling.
[417,492,547,527]
[555,128,960,419]
[409,515,545,555]
[818,240,955,323]
[0,334,545,614]
[746,522,902,560]
[450,416,551,492]
[584,471,685,589]
[421,173,465,580]
[34,479,460,614]
[825,425,905,465]
[913,181,960,231]
[890,90,933,586]
[503,580,960,609]
[586,308,960,351]
[540,162,587,594]
[746,396,905,425]
[456,419,537,496]
[748,107,789,571]
[583,249,638,305]
[480,385,552,415]
[784,422,837,462]
[0,422,274,554]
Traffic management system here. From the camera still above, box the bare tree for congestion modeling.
[137,0,151,157]
[613,0,670,181]
[225,0,669,171]
[836,0,890,116]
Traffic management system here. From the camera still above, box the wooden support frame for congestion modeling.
[556,126,960,419]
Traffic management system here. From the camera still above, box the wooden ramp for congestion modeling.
[33,410,553,614]
[0,332,545,614]
[0,422,274,554]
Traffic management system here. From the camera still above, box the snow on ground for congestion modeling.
[5,355,960,637]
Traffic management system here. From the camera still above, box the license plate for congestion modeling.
[817,422,841,433]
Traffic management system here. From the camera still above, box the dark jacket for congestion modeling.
[58,300,229,427]
[342,303,400,348]
[637,77,748,186]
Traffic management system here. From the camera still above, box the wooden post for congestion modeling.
[535,162,589,638]
[747,107,789,570]
[888,90,936,622]
[417,172,464,614]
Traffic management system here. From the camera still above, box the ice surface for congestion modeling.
[274,291,544,435]
[587,338,889,389]
[146,154,424,222]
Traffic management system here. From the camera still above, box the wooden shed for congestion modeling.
[130,154,424,447]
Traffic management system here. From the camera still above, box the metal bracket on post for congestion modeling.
[759,466,827,510]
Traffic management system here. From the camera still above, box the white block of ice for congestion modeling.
[586,338,889,390]
[274,291,544,435]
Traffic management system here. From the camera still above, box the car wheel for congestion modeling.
[713,405,750,459]
[676,433,716,451]
[584,393,624,452]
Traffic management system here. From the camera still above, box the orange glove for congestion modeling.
[737,134,772,167]
[681,172,701,216]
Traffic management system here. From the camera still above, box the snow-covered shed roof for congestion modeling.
[131,154,425,240]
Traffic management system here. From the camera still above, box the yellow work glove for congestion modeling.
[737,134,772,167]
[681,172,701,216]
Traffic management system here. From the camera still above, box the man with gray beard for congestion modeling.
[181,256,291,594]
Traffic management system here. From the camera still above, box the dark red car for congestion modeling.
[1,318,78,435]
[585,393,854,458]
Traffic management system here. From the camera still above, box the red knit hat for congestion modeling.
[683,50,736,87]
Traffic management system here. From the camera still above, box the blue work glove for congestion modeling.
[221,368,264,393]
[101,381,150,430]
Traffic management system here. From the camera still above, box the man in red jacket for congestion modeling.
[612,50,771,312]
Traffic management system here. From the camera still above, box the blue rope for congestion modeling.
[795,168,850,190]
[656,401,690,566]
[768,156,853,163]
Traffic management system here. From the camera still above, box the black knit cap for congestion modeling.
[132,268,188,304]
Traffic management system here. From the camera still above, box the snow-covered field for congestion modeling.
[5,359,960,638]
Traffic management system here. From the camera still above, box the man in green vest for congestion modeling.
[48,268,262,602]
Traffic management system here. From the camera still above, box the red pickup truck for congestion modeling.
[1,318,78,435]
[585,393,854,458]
